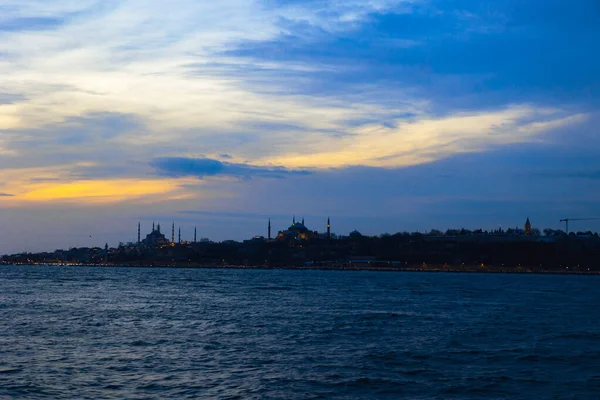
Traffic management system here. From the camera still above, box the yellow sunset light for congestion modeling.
[17,179,179,203]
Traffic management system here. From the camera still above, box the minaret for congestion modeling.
[302,217,305,226]
[327,217,331,238]
[178,227,181,244]
[293,215,296,224]
[194,227,197,243]
[525,217,532,235]
[152,221,155,232]
[157,223,161,233]
[137,222,141,244]
[268,218,271,240]
[171,222,175,244]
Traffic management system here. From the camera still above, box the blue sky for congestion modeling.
[0,0,599,252]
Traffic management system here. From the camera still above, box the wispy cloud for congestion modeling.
[150,157,312,179]
[0,92,25,105]
[262,107,589,168]
[0,16,65,32]
[0,0,599,253]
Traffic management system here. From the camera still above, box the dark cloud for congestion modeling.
[150,157,312,179]
[0,193,13,197]
[218,154,233,159]
[216,0,600,112]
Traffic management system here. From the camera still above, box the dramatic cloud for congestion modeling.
[0,0,598,253]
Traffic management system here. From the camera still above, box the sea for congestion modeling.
[0,265,599,399]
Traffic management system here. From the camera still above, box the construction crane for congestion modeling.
[559,218,600,234]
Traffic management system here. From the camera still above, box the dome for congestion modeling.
[289,222,309,232]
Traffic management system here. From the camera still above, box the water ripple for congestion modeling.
[0,265,599,399]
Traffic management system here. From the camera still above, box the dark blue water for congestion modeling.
[1,266,599,399]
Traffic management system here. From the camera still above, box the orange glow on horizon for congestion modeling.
[12,179,180,203]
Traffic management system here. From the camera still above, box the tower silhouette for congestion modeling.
[525,217,532,235]
[137,222,141,244]
[327,217,331,238]
[178,227,181,244]
[302,217,305,225]
[194,227,197,243]
[171,222,175,244]
[268,218,271,240]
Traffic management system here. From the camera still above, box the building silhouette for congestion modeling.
[277,217,319,241]
[525,217,532,235]
[142,223,170,247]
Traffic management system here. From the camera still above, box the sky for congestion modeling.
[0,0,599,253]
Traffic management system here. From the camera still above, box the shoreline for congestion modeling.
[2,263,599,275]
